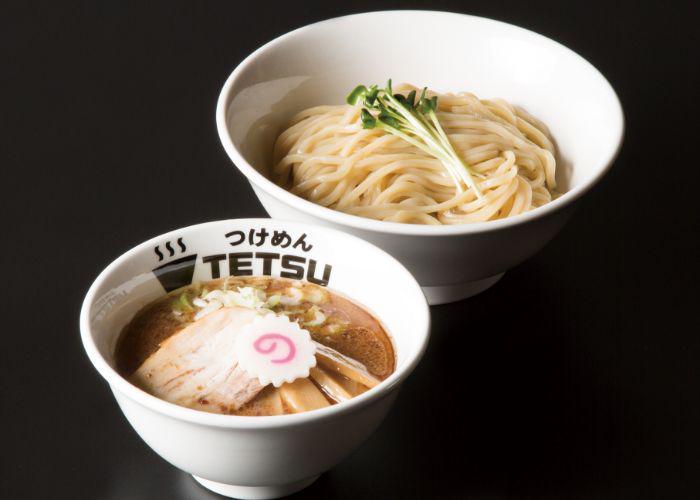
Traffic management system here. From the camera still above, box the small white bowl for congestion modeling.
[80,219,429,499]
[216,11,624,304]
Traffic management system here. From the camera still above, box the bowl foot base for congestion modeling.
[192,474,320,499]
[422,273,505,305]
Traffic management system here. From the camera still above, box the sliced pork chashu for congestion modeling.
[131,307,263,414]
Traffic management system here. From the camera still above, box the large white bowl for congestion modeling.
[80,219,429,499]
[216,11,624,304]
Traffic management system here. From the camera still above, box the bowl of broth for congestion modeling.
[216,11,624,304]
[80,219,429,499]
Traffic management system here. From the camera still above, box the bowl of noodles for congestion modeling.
[216,11,624,304]
[80,219,430,499]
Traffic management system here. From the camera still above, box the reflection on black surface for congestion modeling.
[177,474,223,500]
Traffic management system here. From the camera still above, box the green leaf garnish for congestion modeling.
[345,81,482,197]
[346,85,368,106]
[360,108,377,129]
[406,90,416,107]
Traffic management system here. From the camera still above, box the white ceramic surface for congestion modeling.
[216,11,624,304]
[80,219,430,499]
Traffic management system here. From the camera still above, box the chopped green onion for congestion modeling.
[175,293,193,312]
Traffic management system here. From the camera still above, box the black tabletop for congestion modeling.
[3,1,699,498]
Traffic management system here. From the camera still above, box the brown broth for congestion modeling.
[115,276,395,416]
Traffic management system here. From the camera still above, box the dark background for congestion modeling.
[2,1,699,498]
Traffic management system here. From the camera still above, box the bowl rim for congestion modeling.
[215,10,624,236]
[79,218,431,429]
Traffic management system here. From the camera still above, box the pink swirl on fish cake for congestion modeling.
[253,333,296,364]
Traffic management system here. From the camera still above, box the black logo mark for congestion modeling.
[155,237,186,261]
[152,237,196,292]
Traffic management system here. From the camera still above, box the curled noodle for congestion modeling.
[273,84,557,225]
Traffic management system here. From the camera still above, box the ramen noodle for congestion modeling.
[273,83,557,225]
